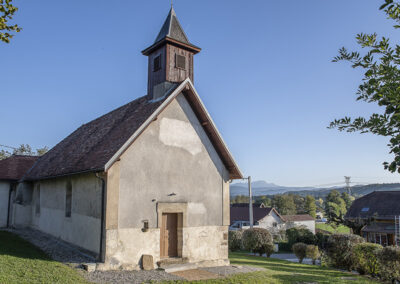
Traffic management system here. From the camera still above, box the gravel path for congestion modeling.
[201,265,264,276]
[4,228,96,267]
[86,270,184,284]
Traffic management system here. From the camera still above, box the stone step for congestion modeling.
[158,262,198,273]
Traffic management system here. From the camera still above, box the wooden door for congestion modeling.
[160,213,178,258]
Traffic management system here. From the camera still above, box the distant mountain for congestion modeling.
[230,180,318,197]
[230,180,400,198]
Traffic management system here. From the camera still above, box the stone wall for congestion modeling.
[13,173,102,253]
[104,93,231,268]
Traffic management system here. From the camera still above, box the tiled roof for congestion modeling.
[345,191,400,219]
[283,214,315,222]
[230,207,273,224]
[0,155,39,181]
[362,222,396,234]
[25,89,176,180]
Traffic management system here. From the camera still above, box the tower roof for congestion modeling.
[142,7,200,55]
[154,7,189,44]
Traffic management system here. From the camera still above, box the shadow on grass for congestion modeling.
[0,231,50,261]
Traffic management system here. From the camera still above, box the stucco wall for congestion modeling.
[0,181,10,227]
[29,173,102,253]
[105,93,230,268]
[257,211,285,234]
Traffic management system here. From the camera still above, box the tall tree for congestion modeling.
[272,194,296,215]
[329,0,400,173]
[305,195,317,218]
[324,190,347,225]
[0,0,21,43]
[341,192,354,210]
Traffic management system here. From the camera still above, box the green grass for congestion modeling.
[162,252,380,284]
[0,230,378,284]
[316,223,351,234]
[0,231,88,284]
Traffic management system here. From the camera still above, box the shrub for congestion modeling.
[315,231,330,250]
[306,245,320,265]
[228,230,243,252]
[292,242,307,263]
[286,227,316,247]
[278,241,292,252]
[377,246,400,282]
[326,234,364,271]
[352,243,382,276]
[242,228,274,257]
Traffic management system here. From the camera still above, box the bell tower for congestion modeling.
[142,7,201,100]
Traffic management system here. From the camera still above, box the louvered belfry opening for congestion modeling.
[142,7,201,100]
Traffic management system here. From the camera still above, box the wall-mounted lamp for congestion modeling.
[168,192,176,196]
[142,220,149,232]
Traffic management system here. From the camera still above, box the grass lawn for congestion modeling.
[163,252,380,284]
[316,223,351,234]
[0,231,88,284]
[0,230,378,284]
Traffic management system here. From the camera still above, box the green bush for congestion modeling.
[286,227,316,247]
[278,242,292,252]
[353,243,382,276]
[242,228,274,257]
[377,246,400,282]
[315,231,330,250]
[228,230,243,252]
[326,234,365,271]
[306,245,320,265]
[292,242,307,263]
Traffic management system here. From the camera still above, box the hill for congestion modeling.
[230,180,400,198]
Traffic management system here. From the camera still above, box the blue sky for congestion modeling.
[2,0,400,186]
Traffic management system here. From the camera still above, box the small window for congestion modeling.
[273,222,278,227]
[361,207,369,212]
[175,54,185,69]
[65,181,72,218]
[153,55,161,72]
[35,184,40,215]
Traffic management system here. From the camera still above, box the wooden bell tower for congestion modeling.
[142,7,201,100]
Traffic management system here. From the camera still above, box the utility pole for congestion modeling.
[345,176,351,195]
[248,176,253,228]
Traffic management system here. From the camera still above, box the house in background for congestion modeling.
[0,155,38,228]
[345,191,400,246]
[230,206,285,234]
[283,214,316,234]
[230,205,316,234]
[6,7,243,270]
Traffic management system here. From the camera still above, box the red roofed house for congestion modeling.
[6,7,243,270]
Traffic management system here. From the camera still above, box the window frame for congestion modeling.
[65,181,72,218]
[175,54,186,70]
[153,55,161,72]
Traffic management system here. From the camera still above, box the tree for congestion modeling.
[292,194,306,214]
[341,192,354,210]
[272,194,296,215]
[305,195,317,218]
[0,144,48,160]
[324,190,347,225]
[0,0,21,43]
[329,0,400,173]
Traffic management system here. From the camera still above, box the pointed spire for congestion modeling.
[154,7,190,45]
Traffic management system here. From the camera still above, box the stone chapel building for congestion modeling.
[4,7,243,270]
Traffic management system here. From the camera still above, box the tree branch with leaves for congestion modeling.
[329,0,400,173]
[0,0,21,43]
